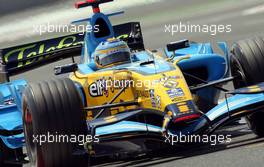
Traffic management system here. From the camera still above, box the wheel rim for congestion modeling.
[23,99,44,167]
[231,56,248,88]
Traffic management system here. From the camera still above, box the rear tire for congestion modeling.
[231,36,264,137]
[22,78,88,167]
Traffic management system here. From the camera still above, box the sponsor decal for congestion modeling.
[156,95,161,109]
[177,104,191,113]
[89,77,128,97]
[163,79,178,89]
[149,89,161,109]
[89,79,108,97]
[3,35,84,70]
[154,74,181,88]
[135,90,150,98]
[149,89,156,108]
[167,88,185,99]
[172,97,187,103]
[89,82,103,97]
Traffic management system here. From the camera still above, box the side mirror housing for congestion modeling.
[54,63,78,75]
[167,39,190,52]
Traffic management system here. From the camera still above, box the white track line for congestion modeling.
[242,4,264,15]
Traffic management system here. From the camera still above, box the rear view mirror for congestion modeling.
[167,39,190,52]
[54,63,78,75]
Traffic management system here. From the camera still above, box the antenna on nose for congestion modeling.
[75,0,114,13]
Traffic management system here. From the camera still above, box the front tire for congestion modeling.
[22,78,88,167]
[231,36,264,137]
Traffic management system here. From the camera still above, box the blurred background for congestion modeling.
[1,0,264,48]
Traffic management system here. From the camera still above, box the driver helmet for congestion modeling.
[94,38,131,68]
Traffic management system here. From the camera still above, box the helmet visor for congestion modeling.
[97,51,131,67]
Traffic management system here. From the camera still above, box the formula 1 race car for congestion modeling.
[1,0,264,166]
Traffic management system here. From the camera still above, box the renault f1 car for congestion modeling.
[1,0,264,166]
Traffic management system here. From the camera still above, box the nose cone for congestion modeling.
[165,100,201,123]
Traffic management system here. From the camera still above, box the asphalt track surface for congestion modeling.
[0,0,264,167]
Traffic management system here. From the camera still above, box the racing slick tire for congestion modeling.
[0,141,23,167]
[231,36,264,137]
[22,78,88,167]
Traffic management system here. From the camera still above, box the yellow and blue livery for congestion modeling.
[1,0,264,166]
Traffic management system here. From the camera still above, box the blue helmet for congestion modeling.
[94,38,131,68]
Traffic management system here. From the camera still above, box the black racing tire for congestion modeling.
[0,140,23,167]
[231,36,264,137]
[22,78,88,167]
